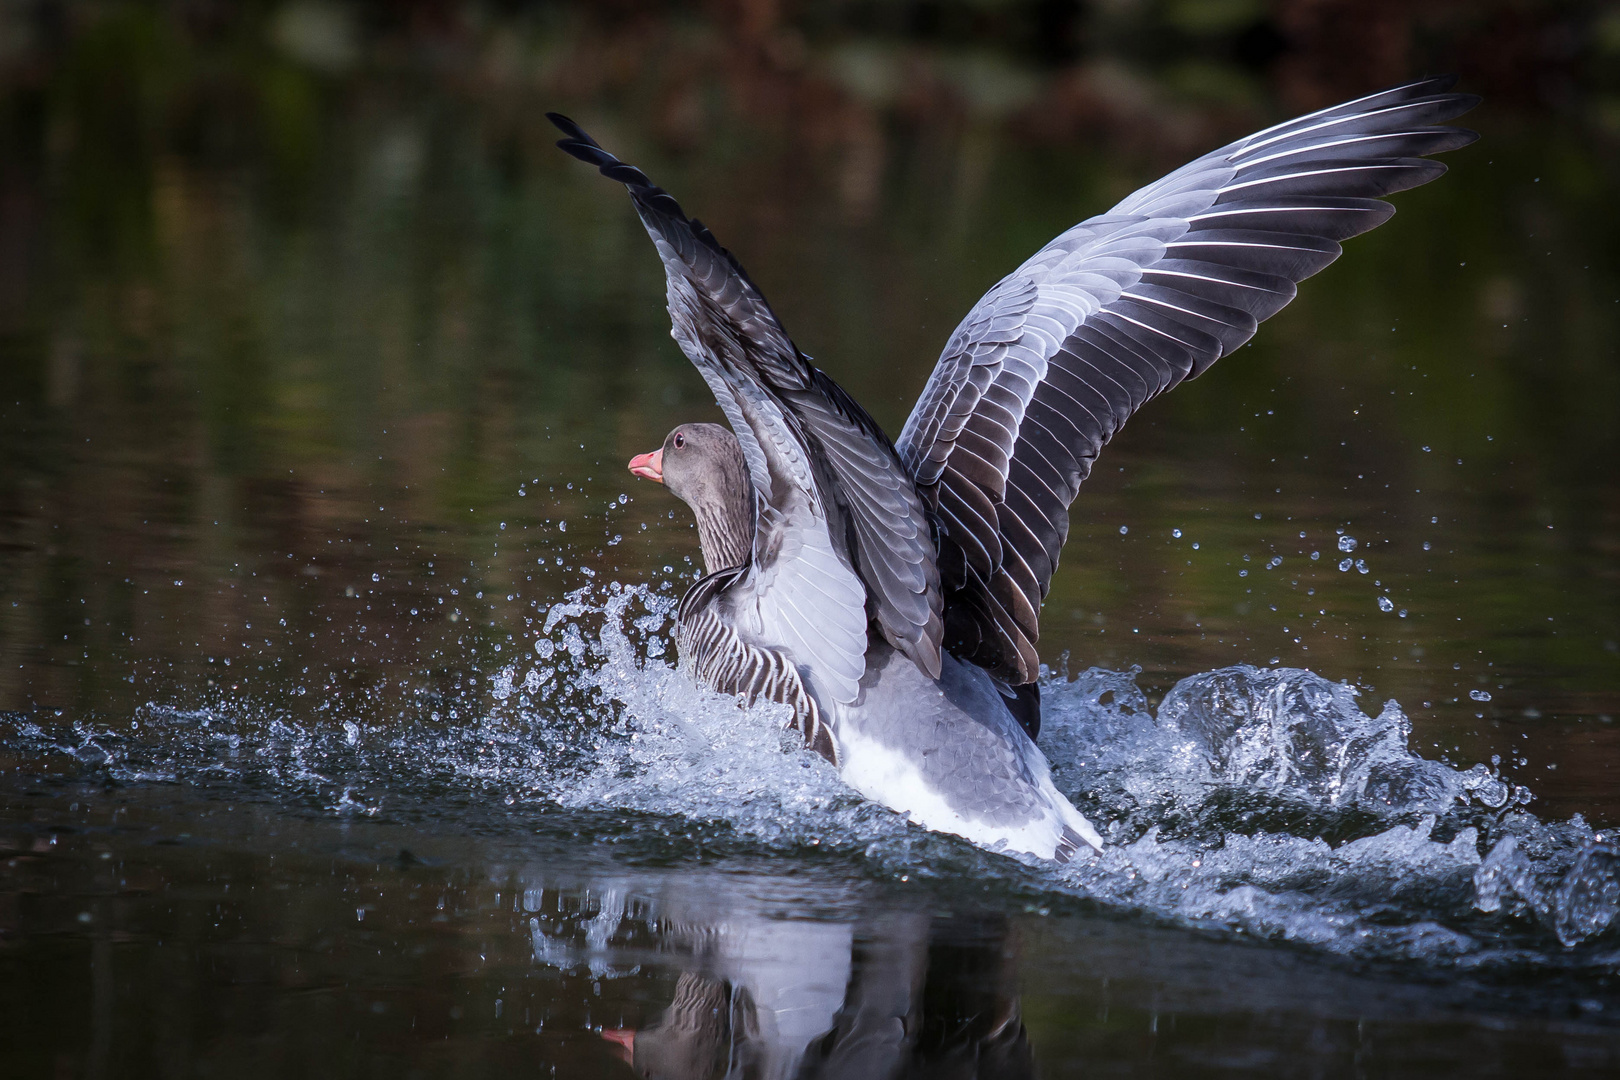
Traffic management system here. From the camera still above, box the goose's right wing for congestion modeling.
[895,77,1479,683]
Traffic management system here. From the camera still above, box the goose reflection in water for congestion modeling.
[527,885,1032,1079]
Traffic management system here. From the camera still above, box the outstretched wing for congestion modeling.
[551,115,944,697]
[895,77,1479,683]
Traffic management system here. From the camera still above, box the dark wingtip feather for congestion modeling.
[545,111,588,143]
[1400,85,1479,127]
[546,114,754,274]
[545,112,663,194]
[546,112,618,171]
[1415,91,1482,130]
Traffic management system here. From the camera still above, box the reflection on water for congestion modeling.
[2,2,1620,1075]
[548,890,1030,1079]
[6,780,1620,1078]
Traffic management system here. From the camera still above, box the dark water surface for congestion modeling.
[2,4,1619,1076]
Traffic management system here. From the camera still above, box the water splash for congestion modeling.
[3,581,1616,969]
[1032,663,1615,961]
[1476,834,1620,948]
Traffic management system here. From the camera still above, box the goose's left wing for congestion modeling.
[551,116,944,695]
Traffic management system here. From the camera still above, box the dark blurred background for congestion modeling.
[0,0,1617,815]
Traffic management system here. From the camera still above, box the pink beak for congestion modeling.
[628,448,664,483]
[600,1028,635,1064]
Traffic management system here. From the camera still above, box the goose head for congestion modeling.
[628,423,752,574]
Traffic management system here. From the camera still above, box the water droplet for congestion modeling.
[1378,597,1394,612]
[1119,526,1128,535]
[1338,559,1352,572]
[1172,528,1182,538]
[1338,536,1357,553]
[1470,689,1493,702]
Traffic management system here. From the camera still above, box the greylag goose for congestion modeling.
[550,78,1477,862]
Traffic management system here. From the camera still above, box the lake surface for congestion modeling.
[2,6,1619,1076]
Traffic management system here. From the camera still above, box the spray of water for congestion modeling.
[5,579,1616,967]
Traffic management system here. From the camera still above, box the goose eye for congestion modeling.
[673,432,685,449]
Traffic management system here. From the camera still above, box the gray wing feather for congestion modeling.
[551,115,944,685]
[895,77,1479,682]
